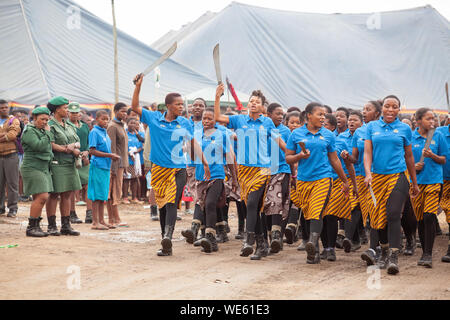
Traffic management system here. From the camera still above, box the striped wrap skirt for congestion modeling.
[151,164,183,208]
[295,178,332,221]
[441,180,450,223]
[324,178,351,220]
[238,165,270,205]
[411,183,442,221]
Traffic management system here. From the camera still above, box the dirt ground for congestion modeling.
[1,201,449,300]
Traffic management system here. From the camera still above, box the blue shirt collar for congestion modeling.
[94,125,106,132]
[245,114,264,123]
[302,124,325,136]
[159,111,180,124]
[379,117,400,127]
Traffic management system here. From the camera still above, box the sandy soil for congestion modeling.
[1,201,449,300]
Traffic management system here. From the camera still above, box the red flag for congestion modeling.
[226,77,243,111]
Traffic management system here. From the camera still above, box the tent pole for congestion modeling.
[111,0,119,104]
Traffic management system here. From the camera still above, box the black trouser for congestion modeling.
[193,204,204,225]
[204,180,224,229]
[159,169,187,235]
[377,173,409,249]
[236,201,247,232]
[345,206,362,242]
[418,212,437,255]
[246,185,266,235]
[401,197,417,241]
[300,211,309,241]
[321,215,339,248]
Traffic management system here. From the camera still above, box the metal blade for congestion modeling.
[419,128,436,163]
[446,82,449,112]
[213,44,222,84]
[134,42,177,84]
[368,184,377,208]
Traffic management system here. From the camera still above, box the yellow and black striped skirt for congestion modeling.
[290,184,302,210]
[411,183,441,221]
[367,173,400,230]
[238,165,270,205]
[151,164,183,208]
[356,175,370,225]
[324,178,351,220]
[441,180,450,223]
[295,178,332,221]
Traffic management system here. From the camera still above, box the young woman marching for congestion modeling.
[131,74,210,256]
[214,84,286,260]
[263,103,293,254]
[363,95,420,275]
[334,107,349,136]
[286,103,349,264]
[193,108,237,253]
[436,119,450,262]
[283,112,303,246]
[21,107,53,237]
[46,97,82,236]
[411,108,448,267]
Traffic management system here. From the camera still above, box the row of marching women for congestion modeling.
[131,73,449,274]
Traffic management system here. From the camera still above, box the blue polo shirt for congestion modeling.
[339,130,359,175]
[271,123,291,175]
[188,118,204,167]
[331,134,350,179]
[127,130,144,166]
[140,109,193,168]
[412,128,448,184]
[227,114,277,168]
[365,118,412,175]
[334,128,349,136]
[89,125,112,170]
[352,124,367,177]
[286,125,336,181]
[436,125,450,180]
[195,125,231,181]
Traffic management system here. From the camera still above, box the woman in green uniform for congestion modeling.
[21,107,54,237]
[45,96,82,236]
[67,102,92,224]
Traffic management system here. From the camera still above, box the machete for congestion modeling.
[213,44,224,96]
[368,184,377,208]
[446,82,449,112]
[133,42,177,84]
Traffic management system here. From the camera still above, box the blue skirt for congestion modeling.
[87,165,110,201]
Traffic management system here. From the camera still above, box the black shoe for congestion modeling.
[327,248,337,261]
[60,216,80,236]
[335,234,345,249]
[235,230,245,240]
[442,245,450,263]
[84,210,93,224]
[216,224,229,243]
[422,253,433,268]
[320,249,328,260]
[342,238,352,253]
[201,232,219,253]
[269,230,282,254]
[377,246,389,269]
[240,232,255,257]
[7,210,17,218]
[284,225,296,244]
[387,249,400,275]
[361,249,377,266]
[194,229,205,247]
[47,215,61,236]
[297,239,307,251]
[306,232,320,264]
[26,217,48,237]
[69,211,83,224]
[181,222,200,244]
[226,223,230,234]
[150,205,159,221]
[418,254,425,266]
[250,234,265,260]
[404,236,416,256]
[159,225,174,256]
[360,228,369,245]
[351,241,361,252]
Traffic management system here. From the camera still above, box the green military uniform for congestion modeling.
[68,119,90,185]
[48,118,82,193]
[20,124,54,196]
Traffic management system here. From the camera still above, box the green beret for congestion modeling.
[48,96,69,106]
[68,102,81,113]
[157,103,167,111]
[32,106,51,116]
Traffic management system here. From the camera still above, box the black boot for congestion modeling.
[377,245,389,269]
[201,231,219,253]
[335,234,345,249]
[404,234,416,256]
[84,210,93,224]
[250,234,265,260]
[361,248,377,266]
[150,205,159,221]
[216,223,229,243]
[442,245,450,263]
[26,217,48,237]
[297,239,307,251]
[342,238,352,253]
[240,232,255,257]
[235,229,245,240]
[181,221,200,244]
[284,224,296,244]
[360,227,369,245]
[327,248,337,261]
[306,232,320,264]
[47,215,61,236]
[60,216,80,236]
[270,230,282,254]
[387,249,400,275]
[69,211,83,224]
[194,228,205,247]
[157,225,174,256]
